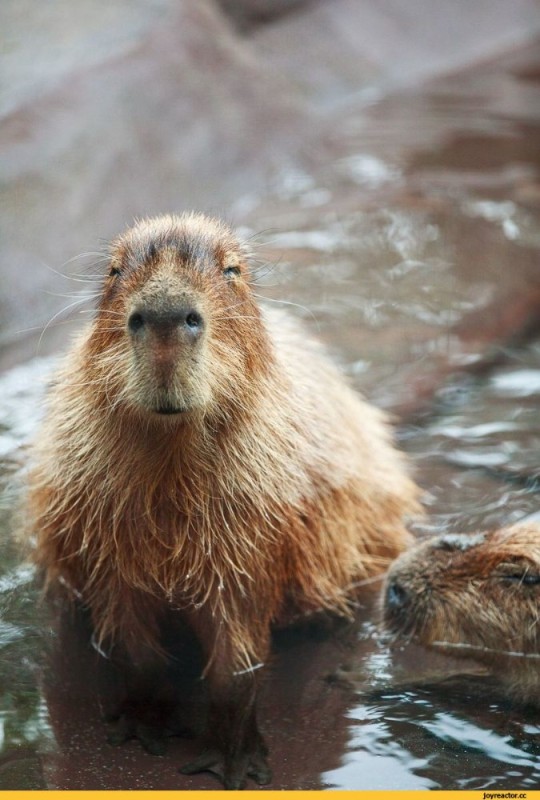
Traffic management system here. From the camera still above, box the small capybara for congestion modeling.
[27,213,420,788]
[383,523,540,707]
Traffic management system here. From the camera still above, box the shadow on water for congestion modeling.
[0,46,540,790]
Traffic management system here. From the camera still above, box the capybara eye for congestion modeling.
[501,572,540,586]
[520,573,540,586]
[498,568,540,585]
[223,266,241,278]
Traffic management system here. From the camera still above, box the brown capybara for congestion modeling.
[382,523,540,707]
[27,213,420,788]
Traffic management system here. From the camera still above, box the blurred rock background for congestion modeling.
[1,0,539,379]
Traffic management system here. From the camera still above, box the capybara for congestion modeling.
[383,523,540,706]
[27,213,420,788]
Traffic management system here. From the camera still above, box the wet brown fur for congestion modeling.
[27,213,420,780]
[382,523,540,706]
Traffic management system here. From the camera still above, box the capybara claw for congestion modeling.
[179,746,271,790]
[248,757,272,785]
[180,749,225,781]
[107,715,167,756]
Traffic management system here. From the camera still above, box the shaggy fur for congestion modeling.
[382,523,540,706]
[27,213,420,785]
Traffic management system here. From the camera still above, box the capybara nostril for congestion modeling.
[386,579,409,610]
[128,307,204,338]
[128,311,145,334]
[185,310,203,333]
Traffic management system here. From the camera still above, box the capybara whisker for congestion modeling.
[37,296,98,352]
[15,319,87,336]
[43,290,102,301]
[251,292,319,327]
[432,640,540,659]
[349,573,388,590]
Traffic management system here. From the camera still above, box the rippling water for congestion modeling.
[0,46,539,791]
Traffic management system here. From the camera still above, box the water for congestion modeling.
[0,46,539,790]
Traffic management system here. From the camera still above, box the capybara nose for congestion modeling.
[128,306,204,339]
[385,579,409,610]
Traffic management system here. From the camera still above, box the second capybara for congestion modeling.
[27,213,420,788]
[382,522,540,706]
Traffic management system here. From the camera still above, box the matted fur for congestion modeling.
[382,523,540,705]
[28,213,420,672]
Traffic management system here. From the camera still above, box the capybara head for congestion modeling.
[382,523,540,664]
[89,213,268,420]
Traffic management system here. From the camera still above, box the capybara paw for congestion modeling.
[107,713,167,756]
[179,746,272,790]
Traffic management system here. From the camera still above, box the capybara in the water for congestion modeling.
[383,522,540,706]
[27,213,420,788]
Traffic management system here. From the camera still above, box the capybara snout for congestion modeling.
[126,288,207,415]
[127,303,204,340]
[382,523,540,705]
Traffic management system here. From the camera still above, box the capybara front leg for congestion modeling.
[180,670,271,789]
[179,615,271,789]
[105,652,187,757]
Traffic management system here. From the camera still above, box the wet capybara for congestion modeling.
[383,523,540,706]
[27,213,420,788]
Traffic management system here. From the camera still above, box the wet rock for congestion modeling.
[0,0,173,118]
[216,0,312,30]
[250,0,540,109]
[0,0,311,365]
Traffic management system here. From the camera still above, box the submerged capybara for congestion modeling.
[382,523,540,706]
[27,213,420,788]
